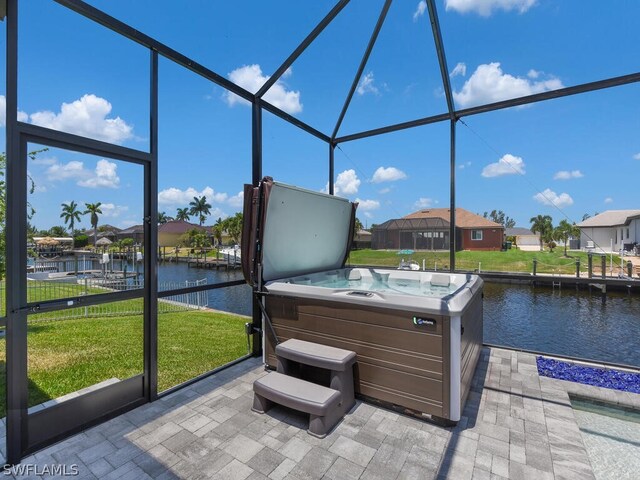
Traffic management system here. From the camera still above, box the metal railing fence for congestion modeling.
[0,279,208,322]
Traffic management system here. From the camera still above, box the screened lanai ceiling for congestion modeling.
[3,0,639,231]
[72,0,640,138]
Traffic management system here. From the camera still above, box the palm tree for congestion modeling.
[223,212,243,245]
[158,211,173,225]
[189,196,212,226]
[84,202,103,247]
[48,225,68,237]
[555,220,580,257]
[212,217,224,246]
[60,201,82,248]
[175,207,190,222]
[530,215,553,251]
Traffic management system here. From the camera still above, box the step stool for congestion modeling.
[275,339,356,417]
[252,372,342,438]
[252,339,357,437]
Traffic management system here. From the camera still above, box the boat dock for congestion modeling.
[186,257,240,270]
[477,271,640,295]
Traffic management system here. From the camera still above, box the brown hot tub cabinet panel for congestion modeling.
[262,290,482,423]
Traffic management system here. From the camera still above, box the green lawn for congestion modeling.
[0,307,249,417]
[348,248,597,275]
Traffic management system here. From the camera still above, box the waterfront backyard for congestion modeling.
[1,261,639,421]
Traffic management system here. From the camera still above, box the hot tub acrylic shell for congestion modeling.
[263,268,484,423]
[242,178,483,423]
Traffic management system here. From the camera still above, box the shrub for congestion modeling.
[74,234,89,248]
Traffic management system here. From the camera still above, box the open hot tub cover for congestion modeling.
[242,177,357,285]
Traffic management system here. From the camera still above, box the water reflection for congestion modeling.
[483,283,640,367]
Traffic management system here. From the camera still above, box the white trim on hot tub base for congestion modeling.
[449,315,461,422]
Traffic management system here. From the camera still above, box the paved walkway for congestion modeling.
[13,347,633,479]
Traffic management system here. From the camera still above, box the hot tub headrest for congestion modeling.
[430,273,451,287]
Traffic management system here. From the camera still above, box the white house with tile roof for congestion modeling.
[577,210,640,253]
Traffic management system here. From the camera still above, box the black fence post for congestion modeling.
[575,259,580,278]
[601,255,606,279]
[627,261,633,278]
[587,253,593,278]
[532,259,537,276]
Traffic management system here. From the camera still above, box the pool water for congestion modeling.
[287,271,458,297]
[291,278,454,297]
[571,397,640,480]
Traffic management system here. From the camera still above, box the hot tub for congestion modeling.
[242,178,483,423]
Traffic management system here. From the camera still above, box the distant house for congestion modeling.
[117,224,145,244]
[352,229,372,249]
[158,220,207,247]
[205,226,233,246]
[85,224,121,244]
[505,227,540,251]
[372,208,503,251]
[577,210,640,253]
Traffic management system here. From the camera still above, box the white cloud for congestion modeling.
[533,188,574,208]
[157,186,240,211]
[43,157,120,189]
[46,160,85,181]
[100,203,129,218]
[158,186,215,206]
[32,156,57,166]
[553,170,583,180]
[225,64,302,114]
[371,166,407,183]
[633,153,640,160]
[355,198,380,211]
[481,154,525,177]
[28,94,133,144]
[413,1,427,21]
[209,207,226,219]
[414,197,437,209]
[458,161,472,170]
[378,187,391,194]
[527,69,540,79]
[0,95,28,127]
[78,159,120,189]
[324,169,361,197]
[450,62,467,77]
[453,63,563,108]
[357,72,379,96]
[604,197,613,204]
[227,191,244,209]
[445,0,537,17]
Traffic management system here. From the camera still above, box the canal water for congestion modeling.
[483,282,640,367]
[157,263,640,367]
[157,262,252,316]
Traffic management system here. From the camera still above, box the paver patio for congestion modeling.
[11,346,634,479]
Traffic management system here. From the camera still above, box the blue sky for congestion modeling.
[1,0,639,231]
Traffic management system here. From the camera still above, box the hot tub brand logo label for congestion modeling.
[413,316,435,326]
